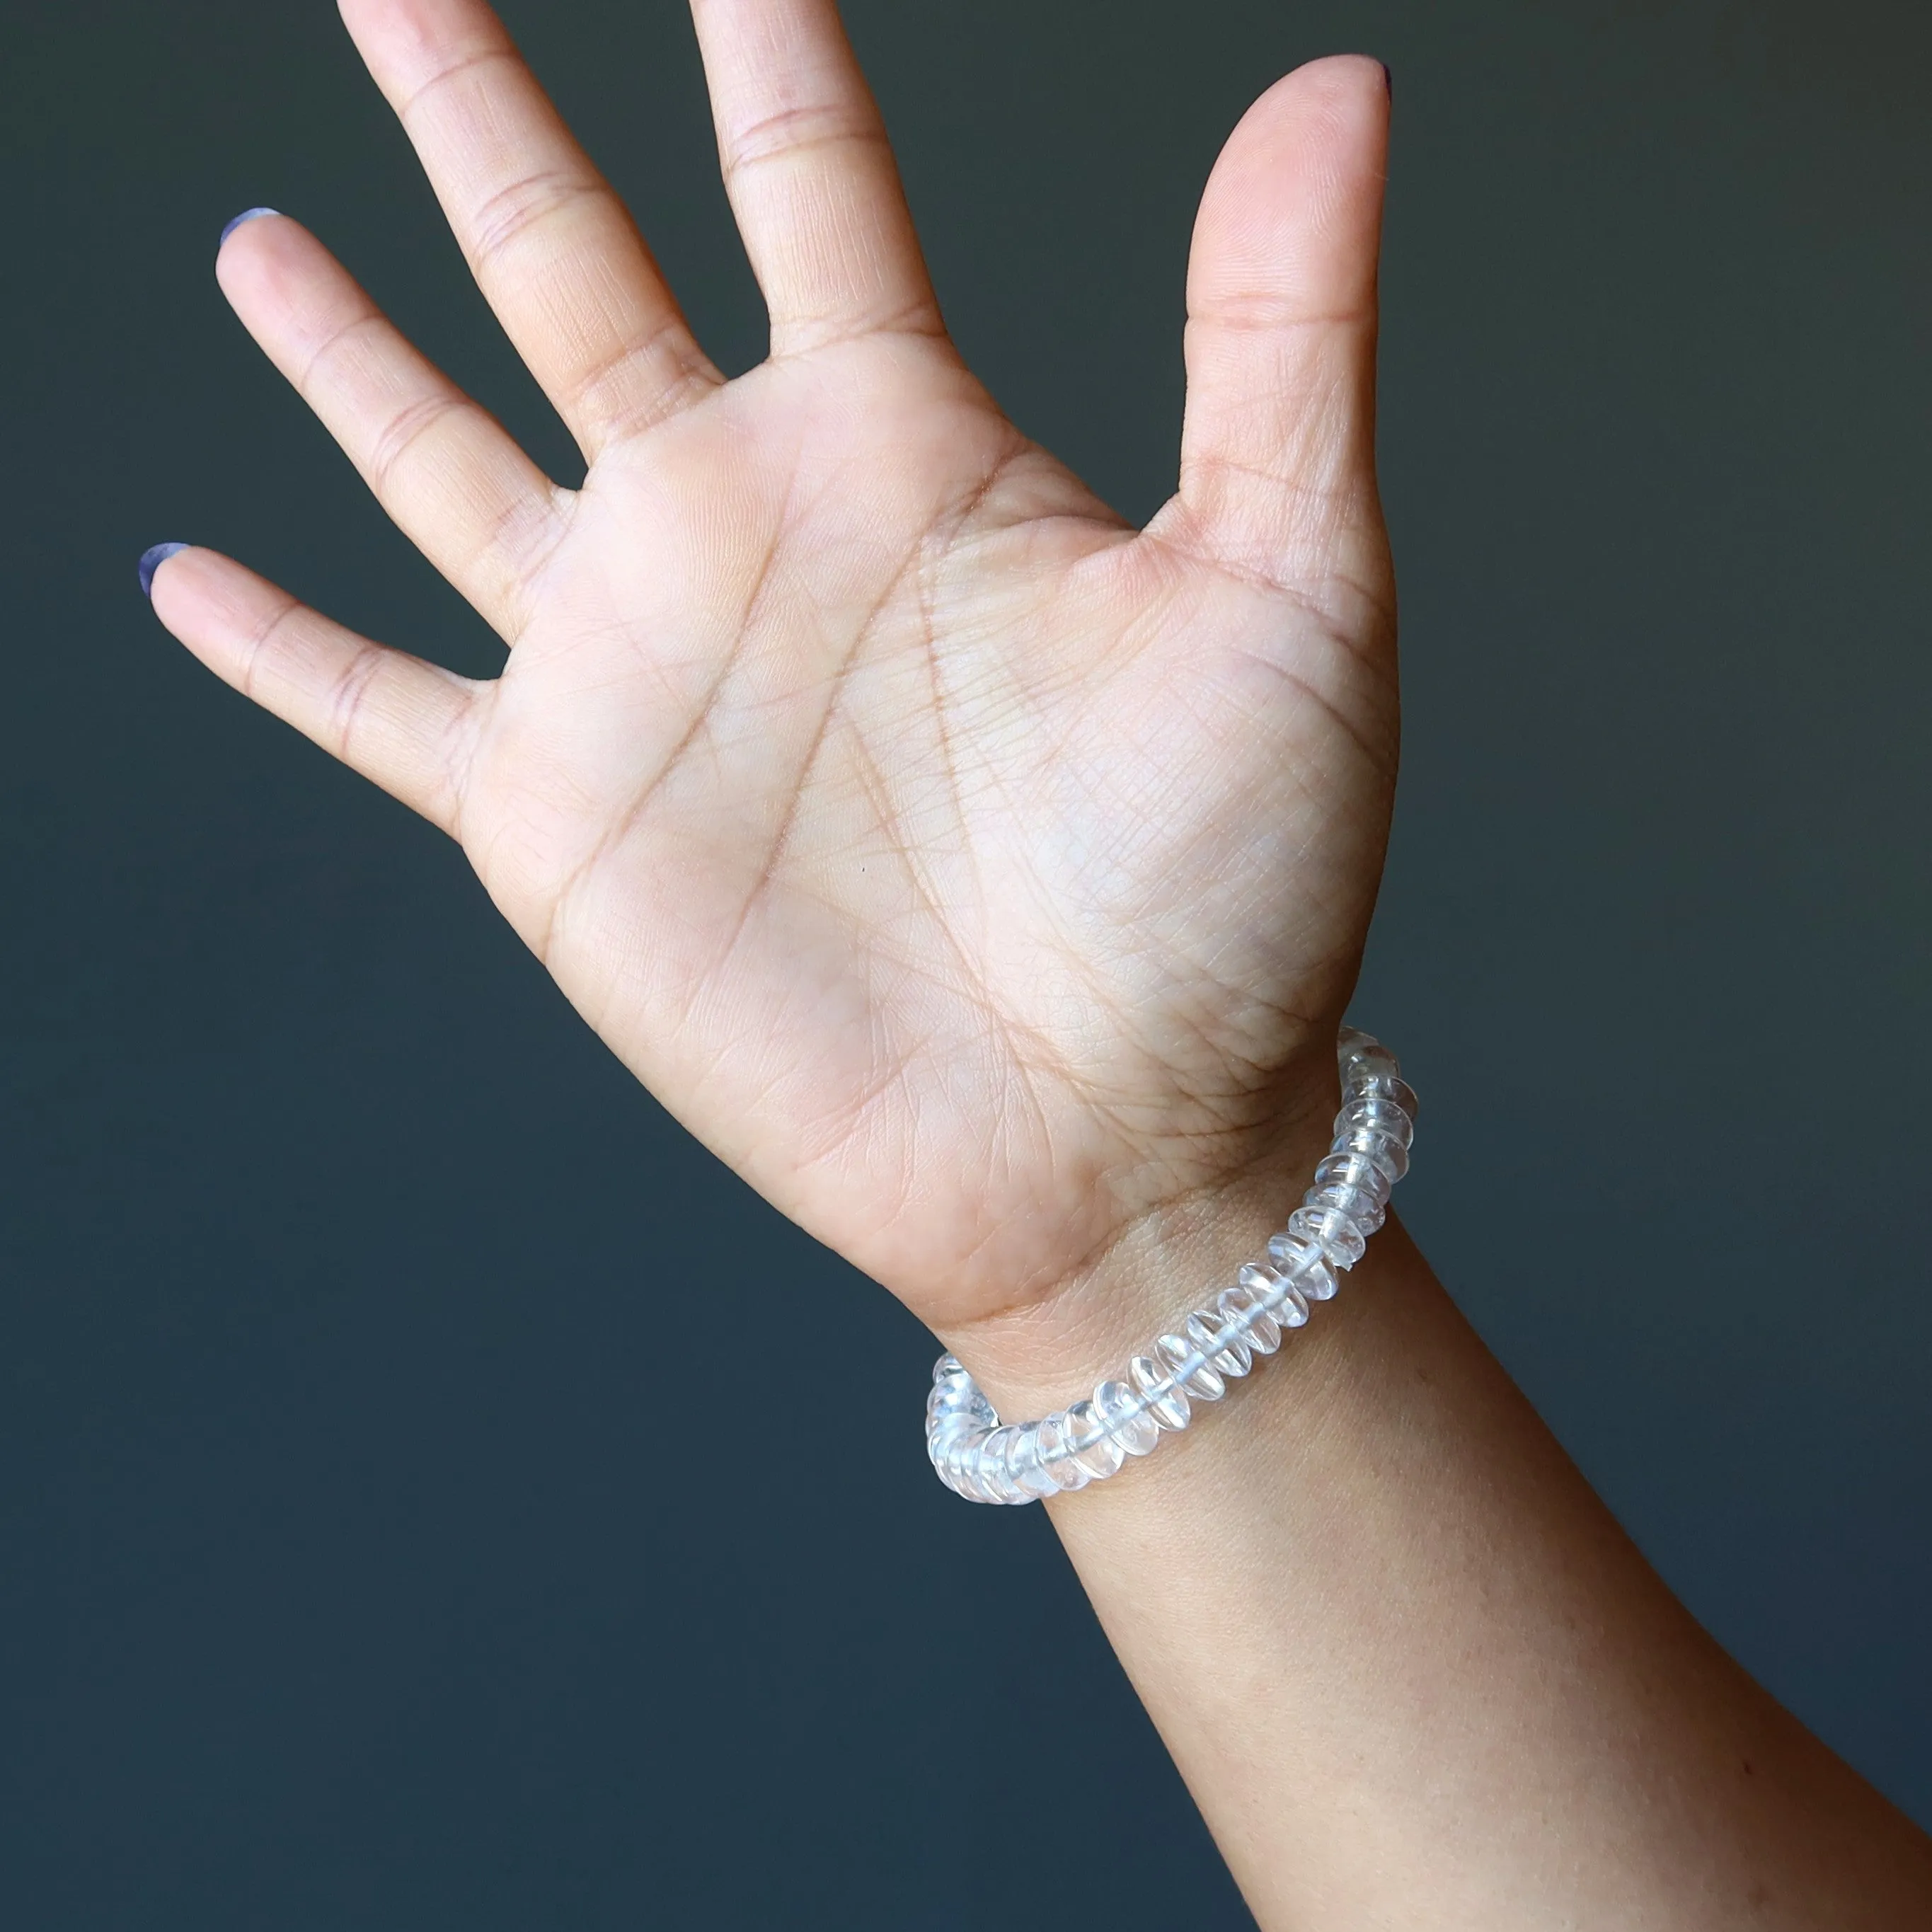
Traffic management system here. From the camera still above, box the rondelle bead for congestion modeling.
[1314,1150,1394,1206]
[1337,1094,1415,1149]
[942,1429,993,1501]
[1290,1202,1367,1267]
[1338,1028,1396,1077]
[1217,1282,1283,1355]
[974,1427,1028,1504]
[1034,1414,1091,1492]
[1064,1399,1127,1480]
[1004,1422,1059,1500]
[928,1412,976,1466]
[1157,1332,1226,1401]
[1309,1179,1386,1236]
[1186,1309,1253,1379]
[1095,1379,1162,1456]
[926,1367,982,1419]
[1240,1259,1310,1330]
[1344,1129,1409,1182]
[1355,1072,1418,1121]
[1266,1233,1339,1300]
[929,1400,983,1445]
[1129,1353,1191,1430]
[1342,1042,1402,1087]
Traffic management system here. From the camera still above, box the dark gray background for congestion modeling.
[3,0,1926,1924]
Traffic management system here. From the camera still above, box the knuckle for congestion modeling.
[467,168,606,276]
[722,100,884,182]
[238,595,305,698]
[297,309,388,400]
[395,43,517,128]
[364,390,468,497]
[326,646,387,757]
[364,388,464,494]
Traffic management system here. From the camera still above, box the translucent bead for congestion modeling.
[1129,1353,1191,1430]
[1309,1180,1386,1236]
[1004,1422,1059,1500]
[1337,1028,1398,1089]
[1289,1202,1367,1267]
[974,1427,1028,1503]
[981,1464,1024,1505]
[1314,1151,1393,1206]
[927,1386,978,1432]
[1217,1281,1283,1355]
[1186,1309,1253,1379]
[1354,1072,1418,1121]
[1337,1094,1415,1149]
[1034,1413,1091,1492]
[1342,1130,1409,1182]
[960,1434,1008,1505]
[1266,1234,1339,1301]
[1064,1399,1127,1480]
[1282,1279,1314,1329]
[926,1368,972,1410]
[1341,1039,1401,1086]
[927,1406,973,1452]
[943,1429,993,1500]
[1240,1258,1309,1330]
[1095,1379,1162,1456]
[1157,1331,1226,1401]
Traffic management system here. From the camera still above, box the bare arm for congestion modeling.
[958,1188,1932,1926]
[142,2,1932,1921]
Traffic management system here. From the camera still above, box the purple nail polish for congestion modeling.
[219,207,279,247]
[138,543,190,599]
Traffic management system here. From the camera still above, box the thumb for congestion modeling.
[1156,56,1391,599]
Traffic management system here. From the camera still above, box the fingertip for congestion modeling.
[214,208,297,309]
[1231,54,1391,158]
[1192,54,1392,312]
[138,542,192,600]
[219,206,281,251]
[1287,52,1393,106]
[212,207,324,326]
[143,544,249,660]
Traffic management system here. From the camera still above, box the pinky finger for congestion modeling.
[145,544,482,839]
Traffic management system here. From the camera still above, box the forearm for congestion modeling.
[951,1176,1932,1928]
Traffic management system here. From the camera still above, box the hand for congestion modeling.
[149,0,1398,1363]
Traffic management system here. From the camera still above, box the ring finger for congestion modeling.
[217,210,564,644]
[340,0,721,458]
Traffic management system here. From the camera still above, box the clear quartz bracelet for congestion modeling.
[924,1028,1416,1504]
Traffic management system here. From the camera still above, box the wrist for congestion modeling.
[924,1027,1419,1507]
[936,1100,1343,1425]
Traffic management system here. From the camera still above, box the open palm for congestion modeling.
[151,0,1398,1350]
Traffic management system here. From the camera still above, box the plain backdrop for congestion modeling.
[2,0,1927,1924]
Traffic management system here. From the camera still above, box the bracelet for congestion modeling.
[924,1028,1415,1504]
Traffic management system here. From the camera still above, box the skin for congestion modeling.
[146,1,1932,1922]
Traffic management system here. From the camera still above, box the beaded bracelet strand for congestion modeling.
[924,1028,1416,1504]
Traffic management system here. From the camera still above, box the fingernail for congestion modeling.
[1381,62,1393,99]
[219,206,278,248]
[138,543,190,599]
